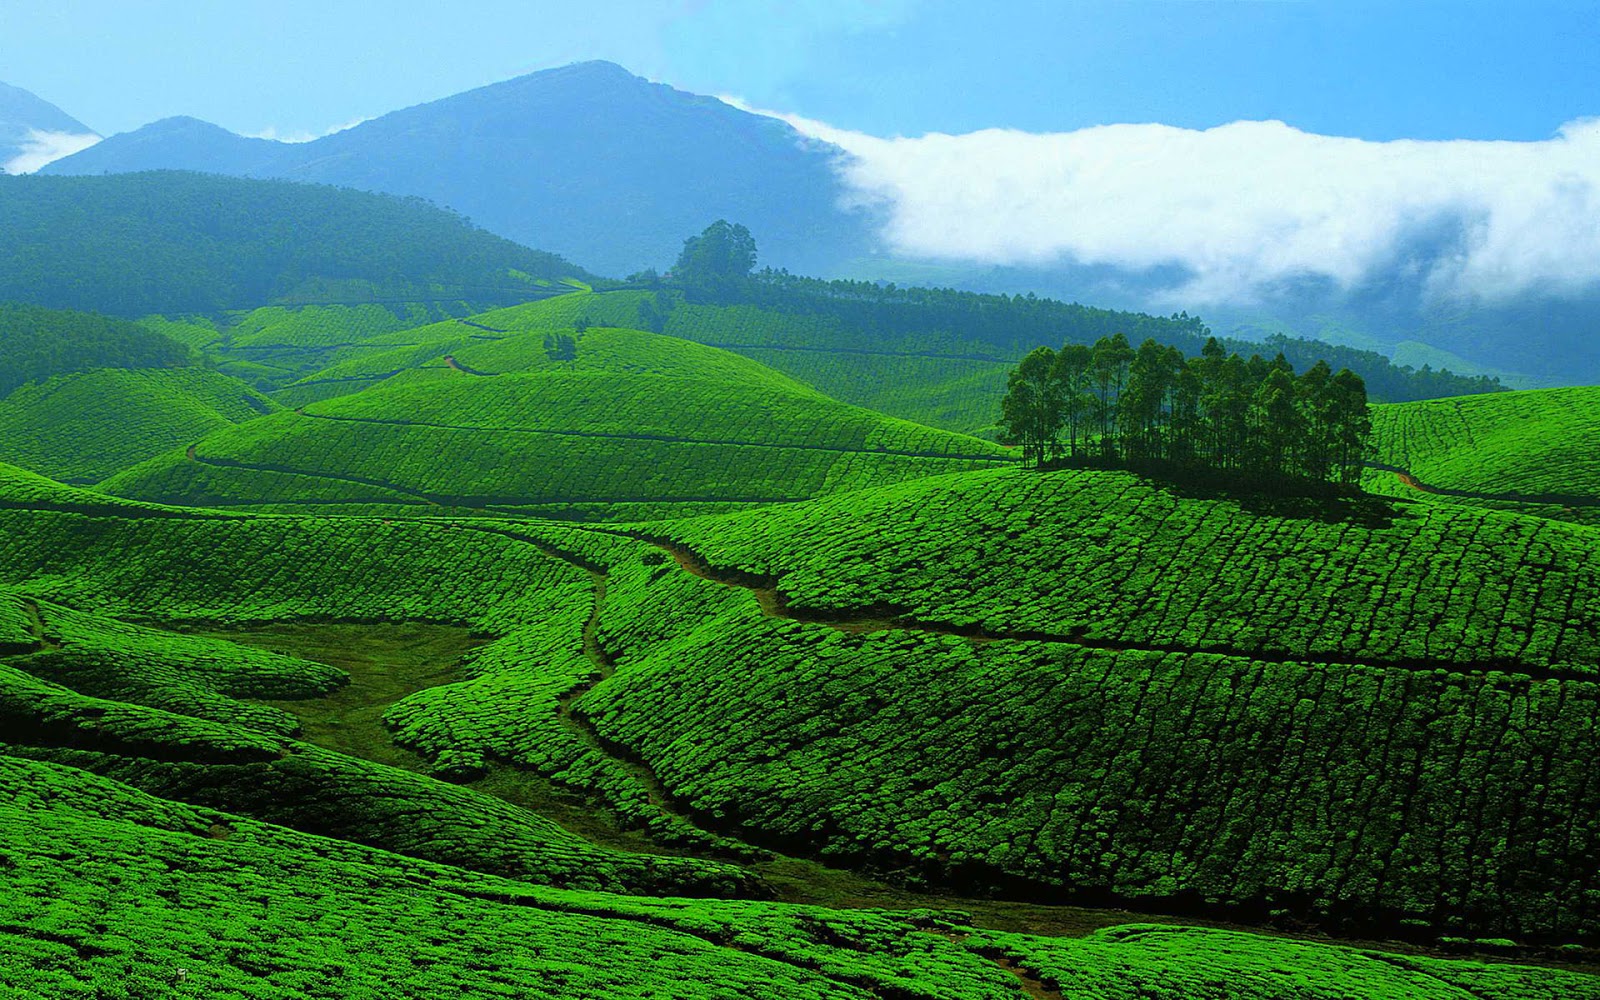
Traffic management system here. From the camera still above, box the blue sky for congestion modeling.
[1,0,1595,141]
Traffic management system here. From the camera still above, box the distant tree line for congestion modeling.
[635,221,1503,403]
[0,303,194,398]
[1000,334,1373,485]
[0,172,591,317]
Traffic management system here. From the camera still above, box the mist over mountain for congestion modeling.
[0,82,101,174]
[44,61,878,279]
[42,61,1600,383]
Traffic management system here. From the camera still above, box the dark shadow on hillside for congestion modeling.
[1041,456,1407,529]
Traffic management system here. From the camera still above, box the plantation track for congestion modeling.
[700,341,1009,364]
[179,443,806,509]
[1370,461,1600,509]
[442,355,496,376]
[610,529,1600,684]
[290,409,1016,463]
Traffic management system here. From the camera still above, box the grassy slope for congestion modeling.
[0,464,1595,993]
[1367,387,1600,526]
[450,467,1600,943]
[659,301,1014,436]
[100,328,1013,519]
[13,757,1587,1000]
[0,367,279,483]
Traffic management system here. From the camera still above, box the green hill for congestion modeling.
[0,367,278,483]
[369,466,1600,944]
[100,330,1014,519]
[0,302,193,397]
[10,753,1589,999]
[0,463,1592,995]
[1367,386,1600,525]
[0,171,592,317]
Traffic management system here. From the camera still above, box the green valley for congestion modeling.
[1,174,1597,998]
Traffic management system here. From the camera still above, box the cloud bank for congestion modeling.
[3,128,102,174]
[725,98,1600,307]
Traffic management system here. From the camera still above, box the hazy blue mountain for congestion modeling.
[0,82,100,174]
[44,61,879,278]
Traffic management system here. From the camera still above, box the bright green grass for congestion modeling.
[662,467,1600,675]
[0,661,752,899]
[1367,387,1600,520]
[974,925,1600,1000]
[99,349,1013,515]
[441,467,1600,942]
[0,589,36,650]
[659,301,1014,435]
[2,753,1590,998]
[0,367,278,483]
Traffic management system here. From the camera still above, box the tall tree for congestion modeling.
[673,220,757,300]
[1000,347,1064,467]
[1051,343,1094,458]
[1089,333,1134,457]
[1329,368,1373,484]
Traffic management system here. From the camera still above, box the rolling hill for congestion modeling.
[99,327,1014,518]
[0,303,194,397]
[0,367,278,483]
[0,462,1594,996]
[1366,386,1600,527]
[364,465,1600,945]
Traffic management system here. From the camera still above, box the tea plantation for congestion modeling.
[0,367,278,483]
[1367,386,1600,526]
[100,338,1013,516]
[4,309,1599,994]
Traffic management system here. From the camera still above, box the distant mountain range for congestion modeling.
[0,82,100,174]
[41,61,878,279]
[19,62,1600,385]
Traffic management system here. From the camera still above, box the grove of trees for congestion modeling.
[1000,334,1373,485]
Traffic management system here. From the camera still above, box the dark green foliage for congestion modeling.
[673,220,758,300]
[0,303,192,397]
[0,171,591,316]
[717,272,1501,402]
[1002,335,1373,483]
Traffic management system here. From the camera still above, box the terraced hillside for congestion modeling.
[101,330,1013,519]
[0,367,277,483]
[380,467,1600,945]
[1,463,1594,996]
[1367,386,1600,526]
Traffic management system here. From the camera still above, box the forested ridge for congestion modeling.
[0,171,592,316]
[0,302,193,396]
[648,265,1506,403]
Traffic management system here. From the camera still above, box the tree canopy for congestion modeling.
[672,221,757,298]
[1000,334,1373,486]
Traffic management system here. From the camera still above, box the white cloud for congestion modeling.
[243,117,372,144]
[723,97,1600,306]
[3,128,102,174]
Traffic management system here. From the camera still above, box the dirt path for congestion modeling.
[1369,461,1600,510]
[293,409,1015,463]
[615,530,1595,683]
[442,355,497,376]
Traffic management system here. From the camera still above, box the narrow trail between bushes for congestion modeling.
[1369,461,1600,510]
[611,530,1595,683]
